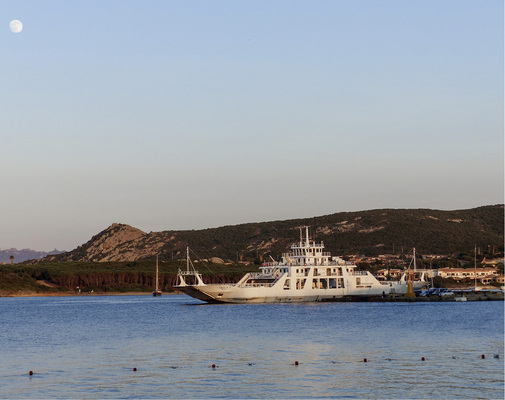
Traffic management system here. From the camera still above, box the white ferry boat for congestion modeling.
[175,227,428,303]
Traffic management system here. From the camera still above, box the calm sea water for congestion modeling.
[0,295,502,399]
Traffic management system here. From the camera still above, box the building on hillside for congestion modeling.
[376,268,436,280]
[437,267,498,283]
[376,268,403,280]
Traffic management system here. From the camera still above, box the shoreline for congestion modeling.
[0,291,178,298]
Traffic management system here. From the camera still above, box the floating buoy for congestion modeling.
[421,357,425,361]
[494,354,499,359]
[294,361,299,366]
[212,364,216,369]
[363,358,368,363]
[133,368,137,371]
[481,354,485,359]
[29,371,33,376]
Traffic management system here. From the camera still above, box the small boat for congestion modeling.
[153,255,162,297]
[175,227,428,304]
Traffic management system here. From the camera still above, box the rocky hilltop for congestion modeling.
[39,205,504,263]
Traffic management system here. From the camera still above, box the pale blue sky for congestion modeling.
[2,0,503,251]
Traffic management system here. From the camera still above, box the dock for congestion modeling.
[360,289,504,302]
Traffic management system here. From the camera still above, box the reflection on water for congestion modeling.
[0,295,502,399]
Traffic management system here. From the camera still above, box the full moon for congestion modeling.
[9,20,23,33]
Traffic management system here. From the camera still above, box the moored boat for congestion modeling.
[174,227,428,303]
[153,254,162,297]
[174,227,427,303]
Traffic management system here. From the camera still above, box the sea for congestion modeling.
[0,295,503,399]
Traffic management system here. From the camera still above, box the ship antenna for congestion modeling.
[305,226,310,247]
[186,246,190,273]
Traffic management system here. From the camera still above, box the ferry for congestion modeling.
[174,227,428,303]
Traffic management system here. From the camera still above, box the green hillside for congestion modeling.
[154,205,504,260]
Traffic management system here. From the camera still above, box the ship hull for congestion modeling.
[174,281,412,304]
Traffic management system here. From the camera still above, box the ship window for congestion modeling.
[321,279,327,289]
[329,278,336,288]
[300,279,306,289]
[284,279,290,290]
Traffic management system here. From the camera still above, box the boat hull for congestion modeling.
[174,283,409,304]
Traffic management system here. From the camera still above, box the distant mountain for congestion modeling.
[38,205,504,263]
[0,248,65,264]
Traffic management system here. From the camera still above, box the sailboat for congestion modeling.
[473,244,482,292]
[153,254,162,297]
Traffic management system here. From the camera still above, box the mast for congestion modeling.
[155,254,159,292]
[187,246,190,273]
[474,244,477,290]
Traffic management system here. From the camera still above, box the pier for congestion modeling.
[338,289,504,302]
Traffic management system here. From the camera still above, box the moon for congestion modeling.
[10,20,23,33]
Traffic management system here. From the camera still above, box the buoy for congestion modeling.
[363,358,368,363]
[133,368,137,371]
[421,357,425,361]
[212,364,216,369]
[481,354,485,359]
[294,361,299,366]
[29,371,33,376]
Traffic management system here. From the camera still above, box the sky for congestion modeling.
[2,0,503,251]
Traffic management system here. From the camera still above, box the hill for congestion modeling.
[38,205,504,263]
[0,248,64,264]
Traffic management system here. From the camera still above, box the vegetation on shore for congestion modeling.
[0,259,255,296]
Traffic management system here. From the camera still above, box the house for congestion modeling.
[437,267,498,282]
[376,268,403,280]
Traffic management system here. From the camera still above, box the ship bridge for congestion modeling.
[281,227,332,266]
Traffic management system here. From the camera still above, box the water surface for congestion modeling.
[0,295,502,399]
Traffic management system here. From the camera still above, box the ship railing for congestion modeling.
[351,271,369,276]
[178,269,201,276]
[261,262,279,267]
[243,282,276,288]
[248,272,277,279]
